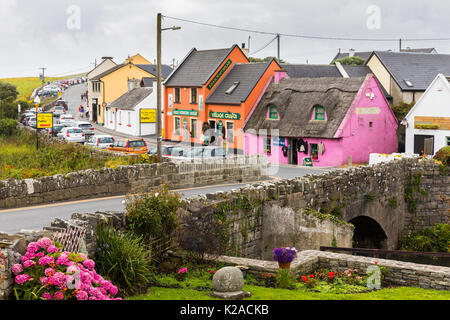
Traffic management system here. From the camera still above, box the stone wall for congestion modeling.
[199,250,450,291]
[0,154,269,209]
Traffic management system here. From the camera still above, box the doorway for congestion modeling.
[414,134,434,155]
[289,138,298,165]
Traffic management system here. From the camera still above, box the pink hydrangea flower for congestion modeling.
[37,237,53,250]
[15,274,32,285]
[109,285,118,296]
[83,259,95,270]
[53,291,64,300]
[26,242,40,253]
[38,256,54,266]
[41,292,52,300]
[11,264,23,275]
[23,260,35,268]
[47,245,58,254]
[35,252,45,258]
[40,277,49,286]
[44,268,55,277]
[20,256,29,263]
[76,290,88,300]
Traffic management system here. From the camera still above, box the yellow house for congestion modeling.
[90,56,173,125]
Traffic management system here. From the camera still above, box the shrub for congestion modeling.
[95,223,153,296]
[434,146,450,166]
[0,118,17,136]
[276,270,296,289]
[125,185,181,242]
[399,223,450,252]
[12,237,121,300]
[391,102,415,121]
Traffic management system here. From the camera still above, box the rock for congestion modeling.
[212,267,244,292]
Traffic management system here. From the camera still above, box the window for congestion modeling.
[264,137,271,154]
[191,118,197,138]
[226,122,234,143]
[174,117,180,135]
[310,143,318,160]
[191,88,197,104]
[225,82,240,95]
[128,141,146,148]
[447,137,450,146]
[92,82,101,92]
[174,88,180,103]
[369,121,373,128]
[268,105,278,120]
[127,112,131,126]
[314,106,325,120]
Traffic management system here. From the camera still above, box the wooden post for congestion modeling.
[156,13,162,162]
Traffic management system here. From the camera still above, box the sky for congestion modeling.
[1,0,450,78]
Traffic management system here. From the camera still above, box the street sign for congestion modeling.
[140,109,156,123]
[36,113,53,129]
[303,157,313,167]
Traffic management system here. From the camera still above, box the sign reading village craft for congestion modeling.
[207,59,232,90]
[209,111,241,120]
[173,109,198,117]
[140,109,156,123]
[36,113,53,129]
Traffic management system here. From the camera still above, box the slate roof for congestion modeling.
[108,87,153,111]
[164,45,239,87]
[91,63,173,81]
[205,60,275,105]
[243,77,366,138]
[400,48,437,53]
[370,51,450,91]
[141,77,154,88]
[332,51,374,63]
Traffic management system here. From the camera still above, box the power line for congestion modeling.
[46,65,92,77]
[163,15,450,42]
[249,35,278,55]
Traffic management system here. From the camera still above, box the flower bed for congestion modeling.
[11,237,121,300]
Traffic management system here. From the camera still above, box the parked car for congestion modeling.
[55,100,68,111]
[73,121,95,136]
[59,114,75,126]
[205,146,228,158]
[148,145,174,156]
[107,139,148,154]
[52,106,66,117]
[84,135,115,149]
[20,113,34,125]
[57,127,85,143]
[186,147,206,158]
[46,125,65,137]
[27,116,37,128]
[169,147,186,157]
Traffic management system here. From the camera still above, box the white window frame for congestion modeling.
[174,116,181,135]
[190,118,198,138]
[226,121,234,143]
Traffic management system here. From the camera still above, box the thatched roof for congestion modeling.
[244,77,367,138]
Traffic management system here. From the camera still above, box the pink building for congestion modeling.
[243,73,398,167]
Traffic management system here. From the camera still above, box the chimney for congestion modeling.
[101,56,113,61]
[349,48,355,57]
[128,78,140,91]
[241,43,249,57]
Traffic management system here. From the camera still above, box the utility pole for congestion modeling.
[37,67,46,150]
[276,34,280,62]
[156,13,181,162]
[399,38,402,52]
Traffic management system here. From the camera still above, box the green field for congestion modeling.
[0,73,87,100]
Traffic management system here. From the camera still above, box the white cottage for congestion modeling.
[105,80,162,137]
[404,74,450,155]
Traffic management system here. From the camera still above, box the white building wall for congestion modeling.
[405,74,450,155]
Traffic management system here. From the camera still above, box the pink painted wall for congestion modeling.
[244,75,398,167]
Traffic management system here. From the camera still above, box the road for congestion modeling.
[0,85,335,233]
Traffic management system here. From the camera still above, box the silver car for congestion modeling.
[84,135,115,149]
[74,121,95,136]
[59,114,75,126]
[57,127,85,143]
[27,116,37,128]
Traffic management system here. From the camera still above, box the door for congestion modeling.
[289,138,298,165]
[209,120,216,145]
[414,135,434,155]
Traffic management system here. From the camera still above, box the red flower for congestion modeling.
[309,274,314,278]
[374,261,378,265]
[306,280,310,283]
[301,276,307,282]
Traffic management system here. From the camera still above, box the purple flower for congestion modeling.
[41,292,52,300]
[272,247,298,263]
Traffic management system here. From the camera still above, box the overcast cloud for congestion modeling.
[1,0,450,78]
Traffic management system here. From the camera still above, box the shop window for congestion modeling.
[191,118,197,138]
[314,105,325,120]
[174,88,180,103]
[268,105,278,119]
[190,88,197,104]
[226,122,234,143]
[264,137,272,154]
[310,143,318,160]
[174,117,180,135]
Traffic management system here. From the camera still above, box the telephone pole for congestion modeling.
[276,34,280,62]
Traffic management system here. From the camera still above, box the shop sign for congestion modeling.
[140,109,156,123]
[209,111,241,120]
[207,59,232,90]
[173,109,198,117]
[272,137,285,146]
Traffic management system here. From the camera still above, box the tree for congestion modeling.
[248,56,286,63]
[331,56,366,66]
[0,81,18,101]
[0,97,18,120]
